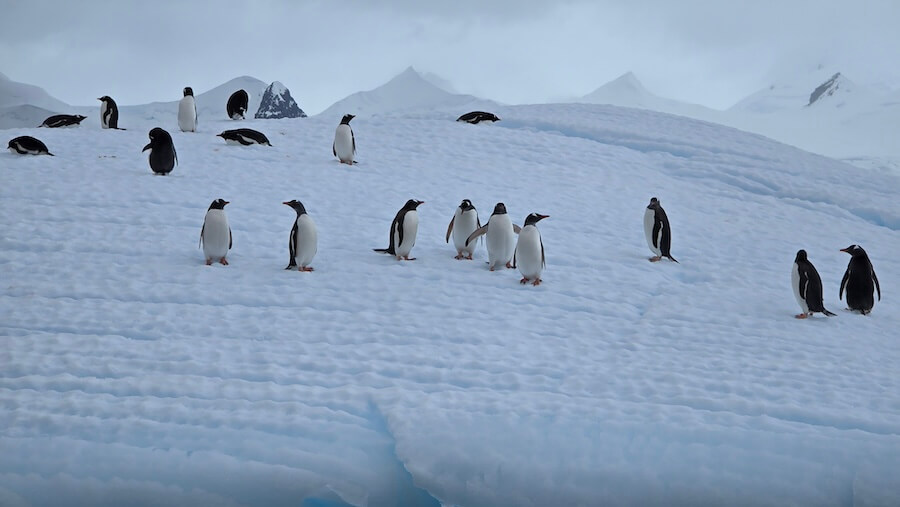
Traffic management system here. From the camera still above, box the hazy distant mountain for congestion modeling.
[0,71,69,112]
[119,76,270,124]
[578,72,720,120]
[318,66,497,120]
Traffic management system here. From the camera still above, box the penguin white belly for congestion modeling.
[486,215,514,269]
[516,226,544,280]
[178,97,197,132]
[202,210,230,260]
[100,102,110,129]
[334,125,354,163]
[293,215,318,267]
[394,211,418,258]
[791,263,809,314]
[644,208,661,256]
[453,209,479,255]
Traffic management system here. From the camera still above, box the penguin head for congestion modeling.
[403,199,424,211]
[795,249,808,263]
[647,197,660,210]
[524,213,549,226]
[146,127,172,145]
[208,199,229,210]
[76,115,87,121]
[340,114,355,124]
[486,113,501,122]
[7,139,14,150]
[183,87,194,97]
[283,200,307,215]
[459,199,476,212]
[840,244,867,257]
[492,202,508,215]
[97,95,111,103]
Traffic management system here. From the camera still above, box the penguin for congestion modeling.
[333,114,356,165]
[644,197,677,263]
[178,86,197,132]
[98,96,124,130]
[466,203,522,271]
[217,128,272,146]
[226,89,249,120]
[514,213,549,286]
[374,199,424,260]
[142,127,177,175]
[8,136,53,156]
[445,199,481,260]
[283,200,317,271]
[200,199,232,265]
[791,250,836,319]
[39,114,87,128]
[839,245,881,315]
[456,111,501,124]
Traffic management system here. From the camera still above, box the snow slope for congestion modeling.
[317,66,498,121]
[579,72,720,120]
[0,72,69,112]
[2,103,900,506]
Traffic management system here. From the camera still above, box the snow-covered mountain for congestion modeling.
[0,71,69,112]
[317,66,497,120]
[254,81,307,119]
[578,72,719,120]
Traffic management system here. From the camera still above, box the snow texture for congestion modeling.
[2,92,900,507]
[255,81,307,119]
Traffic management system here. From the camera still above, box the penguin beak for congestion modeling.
[416,200,425,206]
[223,201,230,206]
[840,247,850,253]
[538,214,549,220]
[282,201,291,206]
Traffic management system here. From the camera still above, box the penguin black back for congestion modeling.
[374,199,423,255]
[40,114,87,128]
[793,249,835,317]
[226,89,249,120]
[648,198,677,263]
[8,136,53,156]
[457,111,501,124]
[840,245,881,314]
[216,128,272,146]
[142,127,177,175]
[98,95,122,129]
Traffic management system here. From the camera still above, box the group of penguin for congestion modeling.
[5,89,885,307]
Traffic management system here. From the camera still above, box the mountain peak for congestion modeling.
[807,72,848,106]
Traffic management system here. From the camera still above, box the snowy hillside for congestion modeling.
[0,71,69,112]
[317,66,498,120]
[578,72,720,120]
[2,102,899,506]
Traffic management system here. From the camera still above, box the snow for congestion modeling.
[2,95,900,506]
[0,72,69,112]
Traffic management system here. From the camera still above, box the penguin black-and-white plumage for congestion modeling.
[792,249,836,318]
[178,86,197,133]
[456,111,501,124]
[374,199,424,260]
[839,244,881,315]
[514,213,549,286]
[8,136,53,156]
[333,114,356,165]
[644,197,677,263]
[283,200,317,271]
[98,96,123,130]
[226,89,249,120]
[217,128,271,146]
[446,199,481,260]
[142,127,177,175]
[200,198,232,265]
[39,114,87,128]
[466,202,522,271]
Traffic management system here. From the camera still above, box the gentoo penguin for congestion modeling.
[226,89,249,120]
[839,245,881,315]
[374,199,424,260]
[791,250,836,319]
[142,127,177,175]
[514,213,549,286]
[456,111,501,124]
[333,114,356,165]
[466,202,522,271]
[445,199,481,260]
[217,128,272,146]
[200,199,232,265]
[283,200,317,271]
[644,197,677,263]
[178,86,197,132]
[39,114,87,128]
[8,136,53,156]
[98,96,123,129]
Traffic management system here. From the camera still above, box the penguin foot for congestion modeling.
[520,277,528,284]
[285,265,296,270]
[794,313,809,319]
[532,279,542,286]
[505,261,514,269]
[205,258,213,266]
[466,254,474,260]
[455,254,464,260]
[402,256,416,261]
[300,266,314,272]
[649,256,662,262]
[219,257,229,265]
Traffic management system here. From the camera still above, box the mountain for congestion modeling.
[317,66,497,120]
[578,72,720,120]
[0,71,69,112]
[254,81,307,119]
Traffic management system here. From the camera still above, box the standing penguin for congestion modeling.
[446,199,481,260]
[142,127,177,175]
[98,96,123,130]
[466,203,521,271]
[644,197,677,263]
[791,250,836,318]
[374,199,424,260]
[283,200,317,272]
[178,87,197,132]
[839,245,881,315]
[514,213,549,286]
[333,114,356,165]
[200,199,232,265]
[8,136,53,156]
[226,89,249,120]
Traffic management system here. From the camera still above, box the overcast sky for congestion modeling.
[2,0,899,114]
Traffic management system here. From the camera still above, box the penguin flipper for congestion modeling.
[541,237,545,268]
[352,129,356,155]
[142,143,152,152]
[513,224,522,234]
[229,228,233,250]
[823,309,837,317]
[466,224,488,247]
[287,223,297,268]
[839,268,850,300]
[872,267,881,301]
[333,142,336,157]
[652,220,662,249]
[199,223,205,248]
[445,216,455,243]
